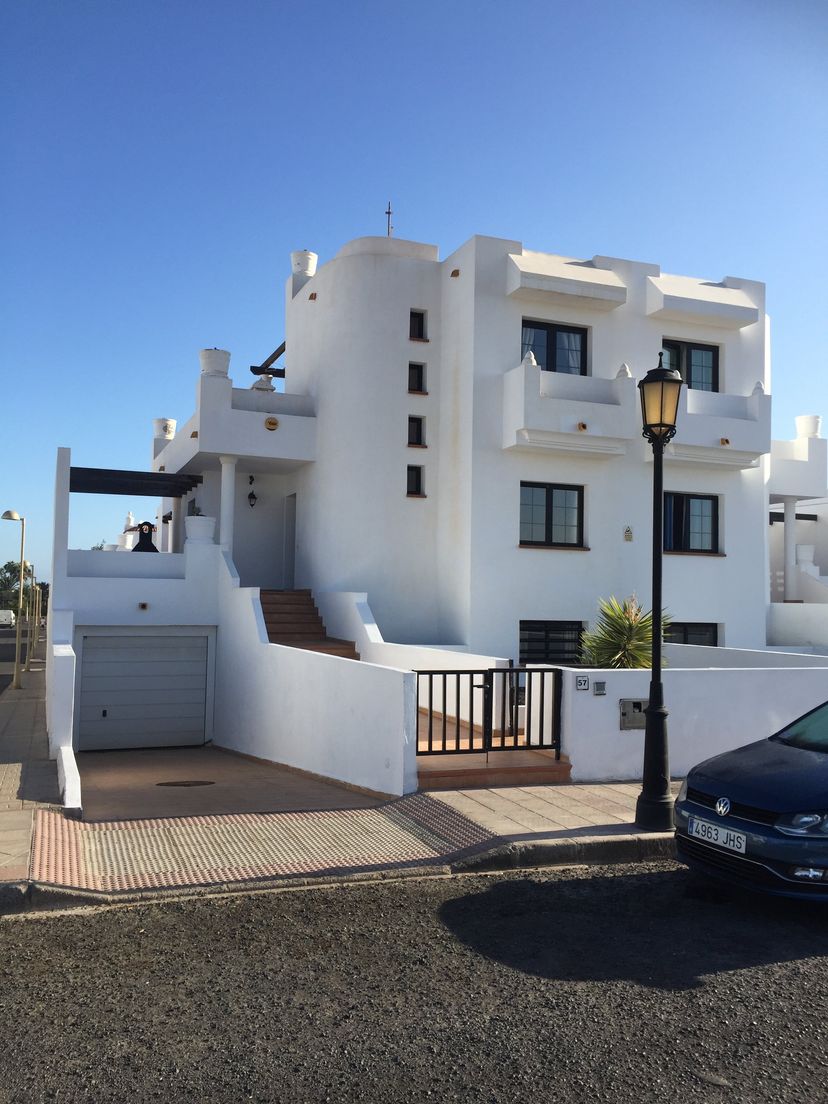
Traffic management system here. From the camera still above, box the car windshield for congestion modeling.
[773,701,828,753]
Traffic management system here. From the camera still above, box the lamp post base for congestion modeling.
[635,792,675,832]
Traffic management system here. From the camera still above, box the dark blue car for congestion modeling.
[674,699,828,898]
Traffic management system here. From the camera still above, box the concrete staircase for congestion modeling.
[259,590,360,660]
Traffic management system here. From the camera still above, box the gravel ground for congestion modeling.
[1,860,827,1103]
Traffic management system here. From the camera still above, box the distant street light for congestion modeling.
[1,510,26,690]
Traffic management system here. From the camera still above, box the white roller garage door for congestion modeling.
[78,635,209,751]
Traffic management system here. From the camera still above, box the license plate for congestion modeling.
[688,817,746,853]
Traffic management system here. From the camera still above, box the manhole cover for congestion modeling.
[156,780,216,788]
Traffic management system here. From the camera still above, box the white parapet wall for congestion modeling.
[563,662,828,781]
[214,565,418,796]
[56,745,82,816]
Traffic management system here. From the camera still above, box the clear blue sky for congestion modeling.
[2,0,826,580]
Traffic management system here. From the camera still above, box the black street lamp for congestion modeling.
[636,353,683,831]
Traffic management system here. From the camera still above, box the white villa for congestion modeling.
[46,233,828,813]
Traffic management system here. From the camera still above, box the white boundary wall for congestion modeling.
[563,664,828,781]
[214,565,418,795]
[663,642,828,667]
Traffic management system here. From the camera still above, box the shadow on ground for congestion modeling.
[439,865,828,992]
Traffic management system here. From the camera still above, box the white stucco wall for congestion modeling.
[279,234,773,660]
[213,561,418,796]
[562,664,828,781]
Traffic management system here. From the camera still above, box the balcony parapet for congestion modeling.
[153,373,317,475]
[503,355,637,457]
[68,549,186,579]
[768,432,828,501]
[663,385,771,469]
[504,354,772,466]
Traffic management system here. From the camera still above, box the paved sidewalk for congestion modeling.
[0,661,60,887]
[2,665,674,905]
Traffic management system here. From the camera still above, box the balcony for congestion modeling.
[768,426,828,501]
[664,385,771,470]
[153,374,317,476]
[504,355,772,467]
[503,354,637,457]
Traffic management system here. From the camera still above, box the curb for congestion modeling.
[2,832,678,915]
[449,832,677,873]
[0,882,29,915]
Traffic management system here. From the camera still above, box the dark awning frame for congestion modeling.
[69,467,203,498]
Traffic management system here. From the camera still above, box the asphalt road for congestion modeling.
[1,861,826,1103]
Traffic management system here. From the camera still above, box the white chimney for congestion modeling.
[291,250,318,296]
[152,417,177,459]
[795,415,822,439]
[199,348,231,377]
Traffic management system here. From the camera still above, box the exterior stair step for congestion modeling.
[259,590,360,660]
[263,621,326,636]
[418,753,572,790]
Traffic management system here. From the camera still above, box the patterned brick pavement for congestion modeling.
[32,793,496,893]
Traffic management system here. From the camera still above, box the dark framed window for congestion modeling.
[520,620,583,665]
[661,339,719,392]
[407,465,424,496]
[408,363,426,393]
[664,492,718,552]
[521,320,587,375]
[408,416,425,446]
[409,310,427,340]
[666,622,718,646]
[520,482,584,547]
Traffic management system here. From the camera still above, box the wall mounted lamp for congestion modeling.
[248,475,257,508]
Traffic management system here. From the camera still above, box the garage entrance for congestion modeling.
[77,634,210,751]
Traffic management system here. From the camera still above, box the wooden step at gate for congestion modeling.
[260,590,360,660]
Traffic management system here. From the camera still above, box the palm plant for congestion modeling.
[580,595,670,669]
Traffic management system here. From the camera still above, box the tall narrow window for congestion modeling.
[521,320,587,375]
[408,363,426,393]
[407,465,424,496]
[664,492,718,552]
[409,310,427,340]
[661,339,719,392]
[408,416,425,446]
[520,482,584,547]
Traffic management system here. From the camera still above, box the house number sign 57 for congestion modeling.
[576,675,590,691]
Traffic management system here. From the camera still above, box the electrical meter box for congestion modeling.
[619,699,648,730]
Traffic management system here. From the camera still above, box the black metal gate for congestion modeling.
[415,667,561,757]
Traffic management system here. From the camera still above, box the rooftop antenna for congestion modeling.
[385,200,394,238]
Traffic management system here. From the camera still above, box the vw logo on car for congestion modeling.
[715,797,731,817]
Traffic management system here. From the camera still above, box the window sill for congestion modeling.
[664,550,725,557]
[408,389,429,396]
[407,443,427,449]
[407,493,427,499]
[518,543,590,552]
[409,337,430,343]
